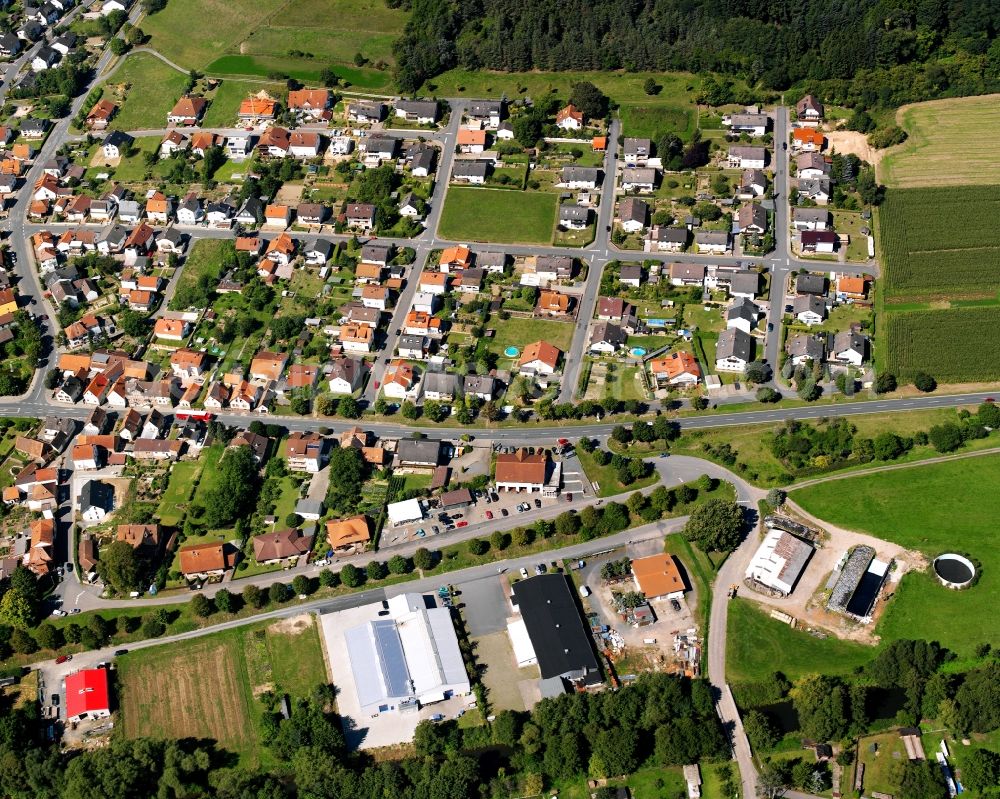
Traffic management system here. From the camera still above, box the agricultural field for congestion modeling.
[884,307,1000,382]
[878,186,1000,301]
[117,616,328,766]
[791,454,1000,656]
[143,0,406,89]
[880,94,1000,188]
[99,53,189,131]
[438,187,557,244]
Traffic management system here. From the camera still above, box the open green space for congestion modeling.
[100,53,190,131]
[881,94,1000,189]
[170,239,229,311]
[792,454,1000,656]
[884,306,1000,382]
[117,617,327,767]
[619,103,696,141]
[726,598,873,684]
[156,461,201,526]
[486,316,574,357]
[201,78,286,127]
[576,446,660,497]
[438,187,557,244]
[145,0,404,88]
[424,68,703,107]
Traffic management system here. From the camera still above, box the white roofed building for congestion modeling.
[745,528,813,596]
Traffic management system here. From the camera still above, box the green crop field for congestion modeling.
[726,599,873,684]
[881,94,1000,188]
[878,186,1000,301]
[100,53,189,130]
[792,454,1000,656]
[884,307,1000,382]
[144,0,405,89]
[438,187,557,244]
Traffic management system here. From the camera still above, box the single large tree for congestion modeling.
[98,540,142,595]
[568,81,609,119]
[683,499,744,552]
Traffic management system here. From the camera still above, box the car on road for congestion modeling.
[500,508,509,517]
[485,510,493,520]
[70,608,81,614]
[55,655,71,664]
[767,322,774,332]
[565,492,573,502]
[114,649,129,656]
[520,567,529,579]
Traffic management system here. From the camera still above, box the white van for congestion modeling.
[579,585,591,597]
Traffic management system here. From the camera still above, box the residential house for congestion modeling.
[362,136,397,165]
[737,203,767,234]
[145,192,172,224]
[169,348,207,381]
[235,196,263,226]
[463,374,497,401]
[396,438,442,469]
[619,264,643,288]
[555,104,584,130]
[340,323,374,353]
[457,128,487,153]
[494,448,553,494]
[327,356,365,394]
[178,542,230,578]
[348,100,386,123]
[423,370,459,401]
[467,100,504,128]
[801,230,837,253]
[101,130,133,159]
[536,290,572,317]
[249,351,288,383]
[728,146,766,169]
[26,518,54,575]
[618,197,649,233]
[116,523,161,555]
[670,262,706,287]
[238,97,278,124]
[253,528,314,564]
[560,166,600,190]
[345,202,375,231]
[395,98,438,125]
[264,232,296,266]
[258,126,290,158]
[176,194,202,226]
[798,177,831,205]
[559,203,589,230]
[623,137,651,166]
[695,230,730,254]
[787,333,826,366]
[832,331,868,366]
[153,317,189,341]
[726,112,769,137]
[647,225,688,252]
[287,88,331,121]
[796,153,829,179]
[80,479,113,522]
[650,351,701,388]
[289,130,321,159]
[132,439,183,460]
[85,99,117,131]
[621,167,657,193]
[796,273,827,295]
[361,284,389,310]
[712,327,754,374]
[296,202,326,226]
[382,360,420,400]
[419,271,449,295]
[726,297,759,333]
[31,46,60,71]
[519,340,561,377]
[451,160,490,184]
[304,238,333,265]
[792,207,829,231]
[588,321,626,354]
[836,275,868,301]
[739,168,767,198]
[792,127,825,151]
[325,515,370,554]
[264,203,291,228]
[397,334,428,360]
[796,94,824,124]
[792,294,826,325]
[407,144,436,176]
[286,431,325,472]
[167,94,207,126]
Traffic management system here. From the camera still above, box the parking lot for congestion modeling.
[380,488,568,547]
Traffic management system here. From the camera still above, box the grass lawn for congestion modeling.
[576,446,660,497]
[553,223,595,247]
[170,239,231,311]
[117,616,327,767]
[156,460,201,526]
[791,454,1000,656]
[99,53,189,131]
[399,473,432,495]
[619,103,697,141]
[597,364,648,402]
[190,442,226,507]
[143,0,405,88]
[97,136,160,183]
[424,68,704,108]
[438,187,557,244]
[726,598,873,685]
[831,209,871,263]
[551,766,688,799]
[486,316,574,358]
[272,476,302,522]
[880,94,1000,188]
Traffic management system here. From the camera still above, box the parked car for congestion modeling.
[456,521,468,528]
[114,649,129,656]
[565,492,573,501]
[533,498,542,509]
[579,585,592,597]
[519,567,529,579]
[55,655,70,664]
[670,599,682,612]
[501,508,509,517]
[485,510,493,520]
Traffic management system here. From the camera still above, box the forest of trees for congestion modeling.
[393,0,1000,111]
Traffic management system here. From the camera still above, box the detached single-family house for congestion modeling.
[102,130,133,160]
[792,207,829,231]
[620,167,657,193]
[715,328,754,373]
[519,340,561,377]
[561,166,600,190]
[832,330,868,366]
[728,146,766,169]
[452,160,490,184]
[588,321,626,354]
[345,202,376,231]
[395,98,438,125]
[792,294,827,325]
[555,104,584,130]
[787,333,826,366]
[796,94,824,124]
[287,88,331,121]
[801,230,837,253]
[796,153,829,179]
[726,297,759,333]
[618,197,649,233]
[797,178,831,205]
[647,225,688,252]
[167,95,207,126]
[737,203,767,234]
[623,137,651,166]
[739,168,767,198]
[650,351,701,388]
[726,112,768,137]
[559,203,589,230]
[467,100,504,128]
[695,230,729,254]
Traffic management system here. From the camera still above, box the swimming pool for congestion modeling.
[630,347,647,357]
[503,346,520,358]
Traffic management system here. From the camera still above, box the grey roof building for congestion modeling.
[787,333,826,363]
[716,327,754,364]
[796,273,827,295]
[397,438,442,468]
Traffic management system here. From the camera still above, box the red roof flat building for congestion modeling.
[65,668,111,722]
